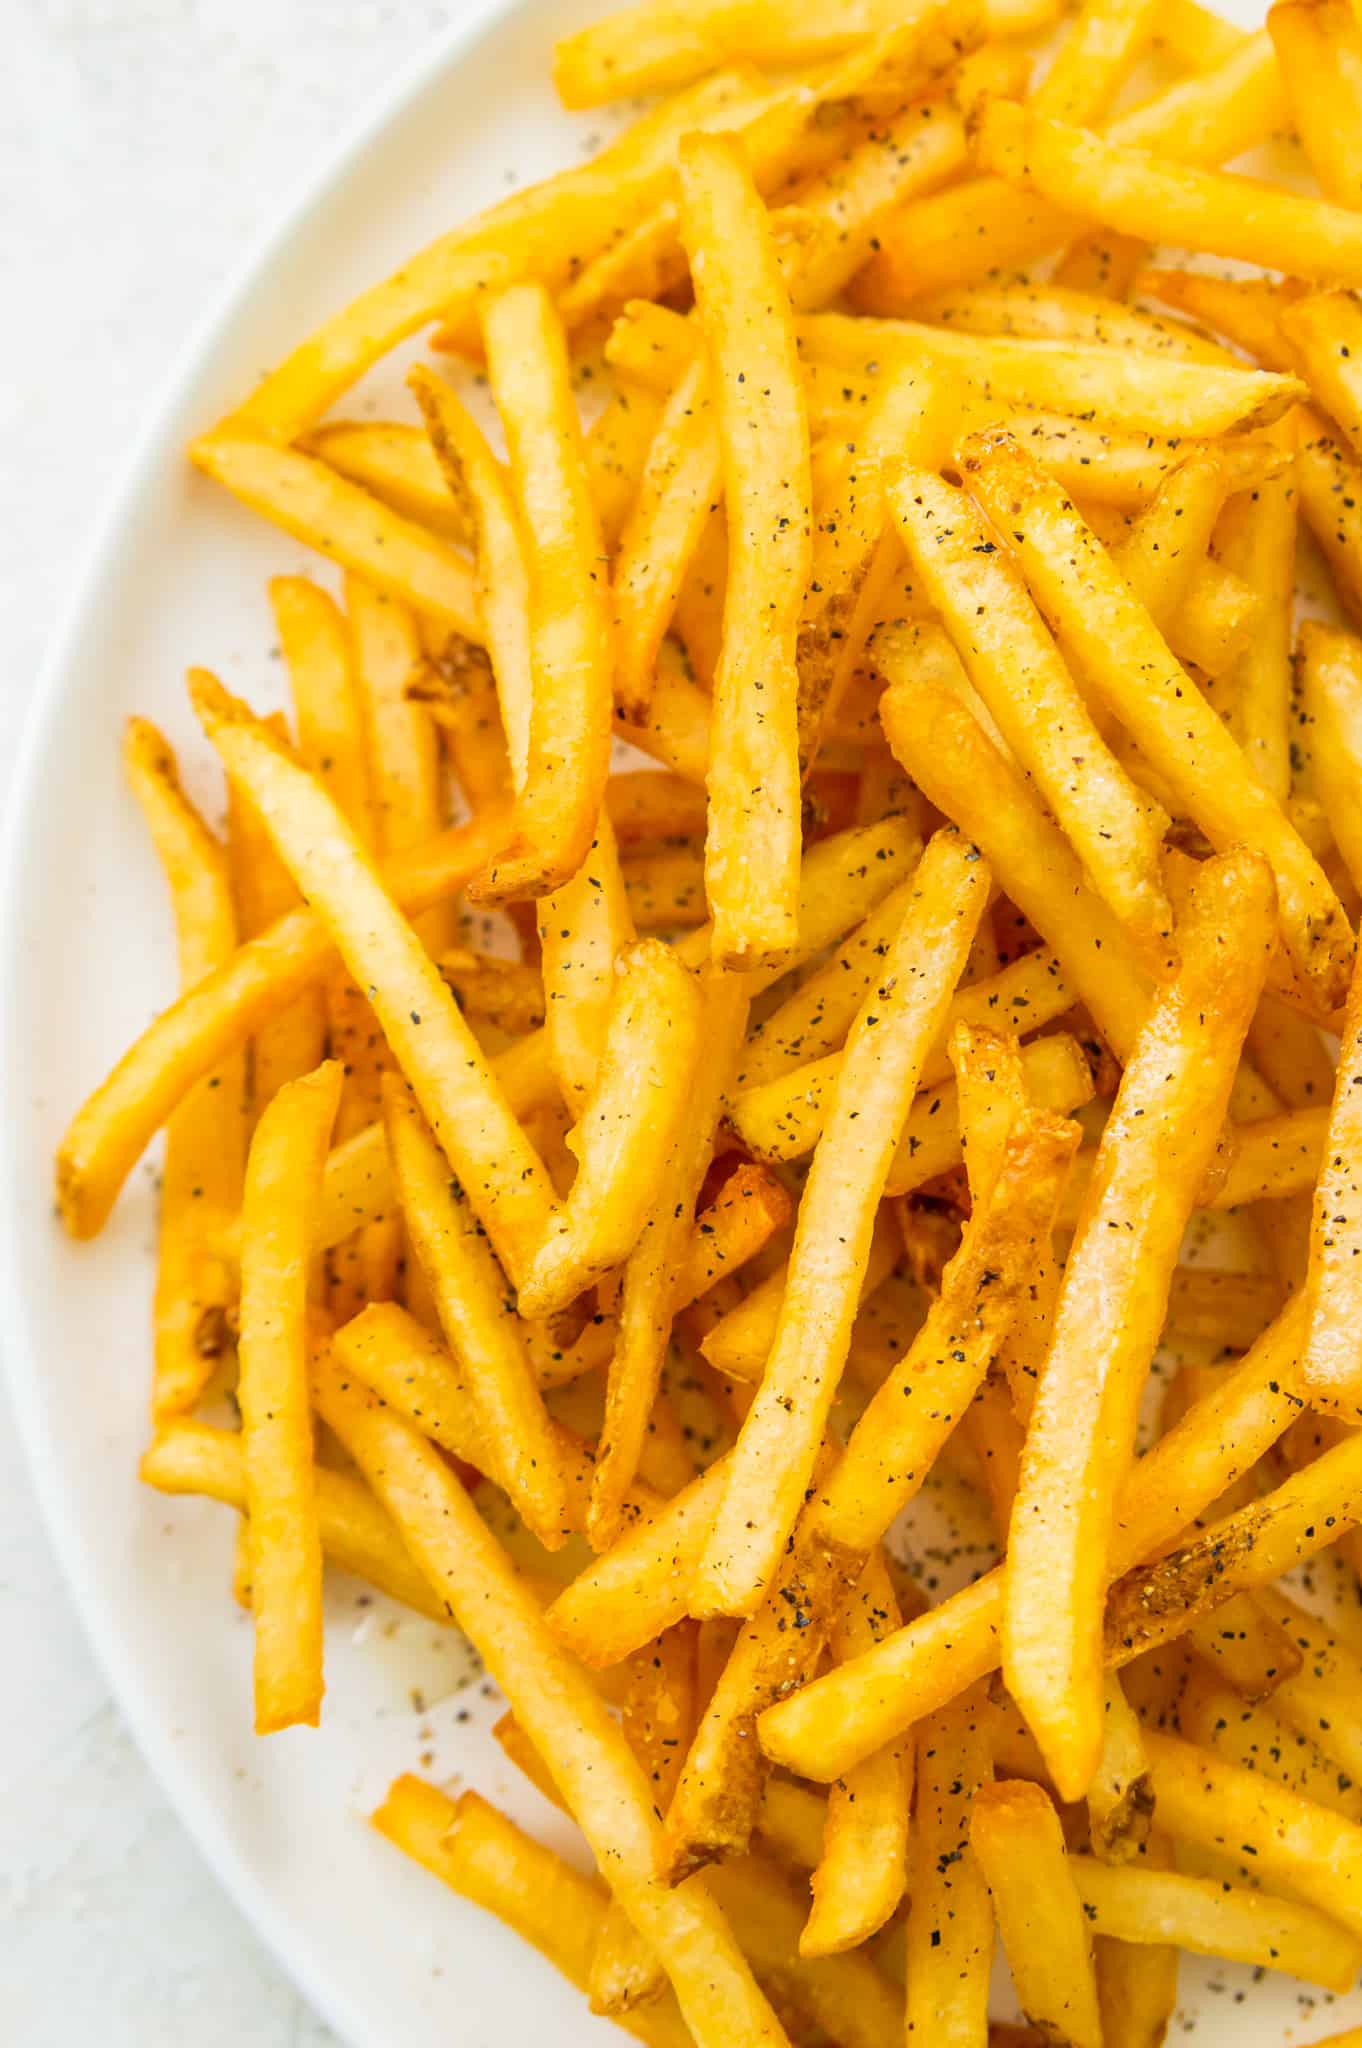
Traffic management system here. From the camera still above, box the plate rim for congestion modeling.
[0,4,529,2040]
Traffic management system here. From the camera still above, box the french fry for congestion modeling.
[219,66,763,437]
[313,1353,786,2048]
[139,1419,444,1622]
[589,971,748,1549]
[878,663,1151,1059]
[892,466,1172,966]
[1109,448,1248,662]
[1213,445,1297,799]
[302,421,469,541]
[1072,1852,1362,1990]
[1005,849,1275,1801]
[1284,291,1362,473]
[705,1853,901,2048]
[227,743,327,1114]
[1143,1728,1362,1940]
[1179,1668,1362,1823]
[345,573,453,951]
[550,0,1047,108]
[699,1212,902,1384]
[1268,0,1362,210]
[913,281,1232,363]
[1253,1587,1362,1792]
[381,1081,570,1546]
[612,352,721,719]
[903,1682,994,2048]
[550,1458,732,1668]
[269,575,375,829]
[1185,1589,1303,1699]
[677,133,811,968]
[730,1027,1093,1177]
[237,1060,340,1730]
[471,284,614,902]
[122,721,244,1418]
[801,1550,909,1957]
[190,430,480,638]
[853,31,1289,305]
[516,941,703,1322]
[970,1781,1102,2048]
[758,1293,1311,1783]
[1302,940,1362,1413]
[585,385,667,552]
[372,1780,692,2048]
[690,829,988,1618]
[1135,266,1305,375]
[976,98,1362,288]
[806,311,1303,438]
[1086,1674,1154,1863]
[188,679,560,1285]
[1298,420,1362,634]
[1052,228,1148,298]
[960,429,1353,1016]
[1158,0,1246,66]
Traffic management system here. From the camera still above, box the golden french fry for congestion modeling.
[1005,850,1274,1801]
[878,663,1150,1059]
[1179,1667,1362,1823]
[699,1213,902,1384]
[1268,0,1362,209]
[691,830,988,1618]
[758,1294,1310,1783]
[1185,1588,1303,1699]
[912,281,1232,362]
[960,428,1353,1015]
[976,97,1362,286]
[190,430,479,637]
[1302,939,1362,1412]
[381,1081,570,1546]
[471,284,614,902]
[800,1549,908,1957]
[892,465,1172,966]
[227,740,328,1115]
[904,1683,994,2047]
[1052,227,1148,297]
[1086,1675,1153,1863]
[853,31,1288,304]
[313,1353,784,2048]
[1144,1728,1362,1941]
[372,1780,692,2048]
[970,1780,1102,2048]
[303,421,470,541]
[220,67,761,437]
[1072,1852,1362,1991]
[585,385,667,551]
[122,720,244,1419]
[139,1418,444,1622]
[1214,441,1297,799]
[678,131,811,968]
[188,677,556,1286]
[550,1458,731,1668]
[589,972,748,1549]
[1158,0,1247,66]
[238,1060,341,1731]
[516,941,704,1322]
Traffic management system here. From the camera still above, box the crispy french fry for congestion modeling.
[1005,850,1274,1800]
[892,465,1172,966]
[1268,0,1362,209]
[139,1418,444,1621]
[904,1682,994,2048]
[190,430,480,638]
[269,576,375,830]
[372,1780,692,2048]
[758,1293,1310,1783]
[1284,291,1362,475]
[227,747,327,1114]
[1213,446,1296,799]
[220,67,762,437]
[1086,1675,1153,1863]
[730,1027,1093,1177]
[517,941,703,1321]
[878,662,1150,1058]
[1185,1588,1303,1699]
[589,971,748,1549]
[188,678,557,1286]
[1052,228,1148,297]
[1179,1667,1362,1822]
[1295,623,1362,894]
[122,720,244,1418]
[913,281,1231,363]
[678,132,811,968]
[853,31,1289,304]
[977,98,1362,287]
[313,1353,786,2048]
[1253,1587,1362,1791]
[960,429,1353,1016]
[1072,1852,1362,1990]
[381,1081,569,1546]
[586,385,668,552]
[801,1550,909,1957]
[971,1781,1102,2048]
[1092,1833,1179,2048]
[699,1212,902,1384]
[472,284,613,902]
[1144,1728,1362,1940]
[238,1060,340,1730]
[303,421,469,541]
[691,830,988,1617]
[551,1458,731,1668]
[612,353,721,720]
[1302,940,1362,1413]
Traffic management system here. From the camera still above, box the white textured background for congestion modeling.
[0,6,475,2039]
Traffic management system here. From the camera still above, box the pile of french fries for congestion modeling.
[57,0,1362,2037]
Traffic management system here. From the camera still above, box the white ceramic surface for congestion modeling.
[6,0,1362,2042]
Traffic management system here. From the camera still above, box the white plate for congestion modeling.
[5,1,1362,2042]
